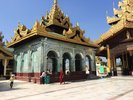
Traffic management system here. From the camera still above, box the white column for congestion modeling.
[4,59,8,76]
[71,58,75,72]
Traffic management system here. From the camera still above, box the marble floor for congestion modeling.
[0,76,133,100]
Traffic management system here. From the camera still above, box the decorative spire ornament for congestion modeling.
[54,0,58,5]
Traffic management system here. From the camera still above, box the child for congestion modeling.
[10,74,15,88]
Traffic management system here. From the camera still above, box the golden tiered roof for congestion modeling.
[7,0,97,48]
[0,32,13,59]
[42,0,71,29]
[96,0,133,44]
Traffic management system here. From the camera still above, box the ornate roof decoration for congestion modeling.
[0,32,5,46]
[63,23,90,43]
[107,0,133,25]
[0,45,13,58]
[41,0,71,29]
[6,23,30,44]
[31,20,47,34]
[7,0,97,48]
[96,0,133,44]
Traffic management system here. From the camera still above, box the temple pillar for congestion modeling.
[125,51,128,68]
[114,57,116,68]
[28,50,32,73]
[122,52,125,68]
[44,57,47,71]
[14,55,17,73]
[72,48,75,72]
[107,45,111,69]
[57,57,60,72]
[111,55,117,76]
[43,38,48,71]
[81,58,85,71]
[40,40,44,72]
[3,59,9,76]
[72,58,76,72]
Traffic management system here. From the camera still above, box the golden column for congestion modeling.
[107,45,111,69]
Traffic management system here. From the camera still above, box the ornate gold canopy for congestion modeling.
[96,0,133,44]
[7,0,97,48]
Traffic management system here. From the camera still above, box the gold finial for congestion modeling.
[106,10,108,17]
[76,22,79,26]
[54,0,58,5]
[113,0,115,9]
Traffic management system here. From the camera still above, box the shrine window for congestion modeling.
[116,58,122,67]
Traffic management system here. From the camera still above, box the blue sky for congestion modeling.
[0,0,120,42]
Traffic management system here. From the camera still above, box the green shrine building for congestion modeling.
[7,0,98,83]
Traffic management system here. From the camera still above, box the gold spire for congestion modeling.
[54,0,58,5]
[43,0,71,29]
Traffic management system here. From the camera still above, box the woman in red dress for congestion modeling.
[59,69,64,84]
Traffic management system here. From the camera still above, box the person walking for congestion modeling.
[10,74,15,88]
[85,65,90,80]
[59,69,64,84]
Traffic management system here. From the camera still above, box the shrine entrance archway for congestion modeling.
[63,52,72,72]
[47,51,58,73]
[75,54,82,71]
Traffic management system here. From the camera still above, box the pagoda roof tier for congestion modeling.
[42,0,71,29]
[96,0,133,44]
[7,0,98,48]
[7,21,98,48]
[0,45,13,59]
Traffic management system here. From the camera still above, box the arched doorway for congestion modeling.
[75,54,82,71]
[47,51,58,73]
[85,55,91,71]
[0,60,4,76]
[63,53,71,72]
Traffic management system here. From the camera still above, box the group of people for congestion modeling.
[9,67,90,89]
[40,69,52,84]
[40,69,70,85]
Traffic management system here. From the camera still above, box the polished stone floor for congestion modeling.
[0,76,133,100]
